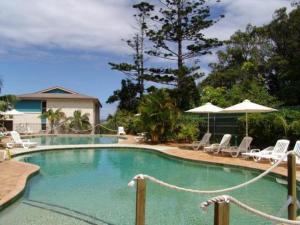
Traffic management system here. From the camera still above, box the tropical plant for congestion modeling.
[239,109,300,147]
[176,123,199,143]
[139,89,180,143]
[68,110,92,133]
[102,110,142,135]
[40,109,66,134]
[175,113,203,142]
[0,95,18,112]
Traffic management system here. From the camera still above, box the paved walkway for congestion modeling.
[0,160,39,210]
[0,134,299,210]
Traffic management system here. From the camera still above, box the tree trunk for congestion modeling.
[177,0,183,71]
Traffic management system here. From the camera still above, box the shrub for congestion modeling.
[238,109,300,147]
[289,120,300,142]
[175,114,203,142]
[139,89,180,143]
[101,110,142,134]
[176,123,199,142]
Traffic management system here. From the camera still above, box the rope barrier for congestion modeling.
[200,195,300,225]
[53,123,117,133]
[96,124,117,132]
[128,151,295,194]
[272,196,293,225]
[69,127,92,133]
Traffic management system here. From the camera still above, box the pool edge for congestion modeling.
[0,162,40,211]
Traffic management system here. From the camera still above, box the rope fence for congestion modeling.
[200,195,300,225]
[69,124,118,134]
[96,124,118,132]
[12,122,119,134]
[129,151,299,225]
[128,151,295,194]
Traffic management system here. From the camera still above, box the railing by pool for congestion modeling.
[130,152,299,225]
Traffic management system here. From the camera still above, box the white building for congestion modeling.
[12,86,101,133]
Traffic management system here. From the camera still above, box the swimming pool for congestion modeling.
[0,148,292,225]
[29,135,119,145]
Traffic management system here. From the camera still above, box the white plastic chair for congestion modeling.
[135,132,147,143]
[6,131,38,149]
[294,141,300,164]
[192,133,211,150]
[117,127,126,135]
[283,141,300,164]
[221,136,253,158]
[204,134,232,154]
[242,139,290,163]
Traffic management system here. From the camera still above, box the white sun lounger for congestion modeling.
[117,127,126,135]
[6,131,38,149]
[192,132,211,150]
[204,134,231,154]
[221,136,253,158]
[294,141,300,164]
[282,141,300,164]
[242,139,290,163]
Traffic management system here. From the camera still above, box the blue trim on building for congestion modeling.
[43,88,71,94]
[15,100,42,112]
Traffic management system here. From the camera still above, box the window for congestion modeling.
[41,101,47,113]
[41,123,47,131]
[41,101,47,131]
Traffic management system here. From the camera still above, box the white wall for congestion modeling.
[47,99,95,125]
[13,113,42,133]
[12,99,98,133]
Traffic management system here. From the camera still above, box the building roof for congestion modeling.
[18,86,102,107]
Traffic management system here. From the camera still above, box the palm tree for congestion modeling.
[0,95,18,112]
[139,89,180,143]
[68,110,92,133]
[40,109,66,134]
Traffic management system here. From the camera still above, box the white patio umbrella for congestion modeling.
[0,109,24,115]
[186,102,223,133]
[222,99,277,136]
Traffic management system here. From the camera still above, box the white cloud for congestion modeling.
[0,0,135,54]
[0,0,293,59]
[204,0,292,40]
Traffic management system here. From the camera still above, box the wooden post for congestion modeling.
[136,178,146,225]
[288,153,297,220]
[214,201,230,225]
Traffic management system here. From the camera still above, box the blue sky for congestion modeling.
[0,0,292,119]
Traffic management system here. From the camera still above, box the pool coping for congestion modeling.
[0,161,40,211]
[1,143,298,211]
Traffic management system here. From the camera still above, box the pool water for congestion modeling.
[30,135,119,145]
[0,149,294,225]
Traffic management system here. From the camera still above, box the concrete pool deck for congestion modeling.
[0,134,299,210]
[0,160,39,210]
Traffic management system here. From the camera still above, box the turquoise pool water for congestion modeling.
[29,135,119,145]
[0,148,294,225]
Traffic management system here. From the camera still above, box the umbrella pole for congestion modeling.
[246,112,248,137]
[207,113,210,133]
